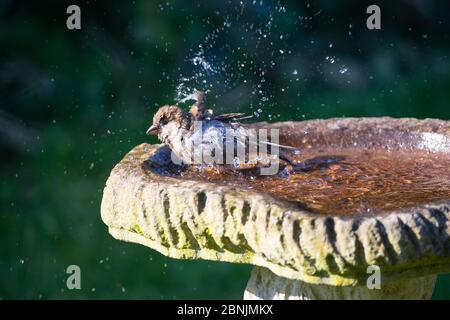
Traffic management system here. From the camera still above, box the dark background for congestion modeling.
[1,0,449,299]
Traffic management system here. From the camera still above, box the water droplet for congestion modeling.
[232,157,241,168]
[192,57,202,66]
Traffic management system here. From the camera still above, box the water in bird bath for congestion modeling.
[175,148,450,216]
[150,1,450,216]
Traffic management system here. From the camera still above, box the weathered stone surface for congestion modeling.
[244,267,436,300]
[101,117,450,287]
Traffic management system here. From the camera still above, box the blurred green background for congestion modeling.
[1,0,449,299]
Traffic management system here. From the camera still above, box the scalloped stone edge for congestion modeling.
[101,140,450,286]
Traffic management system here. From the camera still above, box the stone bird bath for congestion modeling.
[101,117,450,299]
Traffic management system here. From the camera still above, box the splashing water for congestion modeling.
[192,53,216,73]
[172,1,350,115]
[176,90,201,104]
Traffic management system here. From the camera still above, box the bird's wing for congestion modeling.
[259,140,299,151]
[211,113,253,122]
[249,138,300,167]
[229,125,299,152]
[237,127,297,151]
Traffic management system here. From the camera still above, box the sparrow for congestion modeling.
[146,91,322,174]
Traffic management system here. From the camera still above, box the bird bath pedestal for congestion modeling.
[101,117,450,300]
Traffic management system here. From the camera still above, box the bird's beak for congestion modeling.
[146,124,160,135]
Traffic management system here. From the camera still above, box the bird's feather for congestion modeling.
[259,140,299,151]
[211,113,253,122]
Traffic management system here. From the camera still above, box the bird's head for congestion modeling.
[146,105,192,139]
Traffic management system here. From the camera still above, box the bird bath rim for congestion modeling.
[142,116,450,218]
[101,116,450,295]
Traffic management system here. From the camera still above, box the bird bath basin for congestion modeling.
[101,117,450,299]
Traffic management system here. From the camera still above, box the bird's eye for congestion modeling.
[161,119,168,126]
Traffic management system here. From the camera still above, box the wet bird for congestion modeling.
[146,91,300,173]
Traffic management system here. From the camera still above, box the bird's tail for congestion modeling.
[291,155,346,172]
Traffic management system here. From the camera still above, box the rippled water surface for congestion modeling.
[177,149,450,215]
